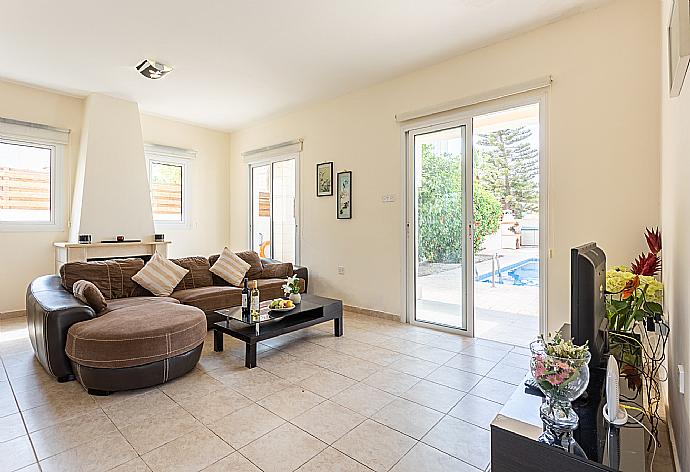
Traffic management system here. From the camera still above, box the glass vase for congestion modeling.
[530,340,591,456]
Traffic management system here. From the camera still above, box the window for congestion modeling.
[145,144,194,228]
[0,119,67,231]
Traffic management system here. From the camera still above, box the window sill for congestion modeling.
[0,222,64,232]
[154,221,191,231]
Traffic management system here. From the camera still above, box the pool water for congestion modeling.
[476,258,540,286]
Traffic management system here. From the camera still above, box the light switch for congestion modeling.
[381,194,396,203]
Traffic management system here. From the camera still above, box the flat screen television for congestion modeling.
[571,243,608,368]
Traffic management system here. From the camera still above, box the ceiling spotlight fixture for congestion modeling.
[136,59,173,79]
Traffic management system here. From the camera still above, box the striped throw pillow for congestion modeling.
[210,247,251,286]
[132,253,189,297]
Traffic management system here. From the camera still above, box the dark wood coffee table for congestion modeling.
[212,294,343,368]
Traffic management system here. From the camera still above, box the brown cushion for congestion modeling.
[72,280,108,314]
[65,301,206,369]
[99,296,180,316]
[260,262,294,279]
[60,259,145,300]
[171,286,242,312]
[254,278,304,301]
[170,257,214,291]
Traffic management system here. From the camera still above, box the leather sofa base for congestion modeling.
[71,344,202,395]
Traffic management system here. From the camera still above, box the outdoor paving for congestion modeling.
[416,243,539,348]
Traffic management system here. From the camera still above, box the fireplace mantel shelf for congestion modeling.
[53,241,171,273]
[54,241,170,248]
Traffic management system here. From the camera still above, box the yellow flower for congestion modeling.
[605,267,663,303]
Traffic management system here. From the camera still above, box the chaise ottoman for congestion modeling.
[65,298,206,395]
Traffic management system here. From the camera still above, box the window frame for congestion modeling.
[0,136,64,232]
[144,144,193,230]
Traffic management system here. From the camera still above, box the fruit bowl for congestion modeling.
[269,298,295,312]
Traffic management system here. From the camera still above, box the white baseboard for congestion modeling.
[343,304,400,322]
[665,404,681,472]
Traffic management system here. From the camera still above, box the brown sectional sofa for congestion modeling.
[26,251,307,395]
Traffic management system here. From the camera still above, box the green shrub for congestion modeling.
[418,145,501,263]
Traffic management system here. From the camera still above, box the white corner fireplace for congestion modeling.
[52,93,170,273]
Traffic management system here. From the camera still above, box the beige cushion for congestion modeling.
[72,280,108,314]
[132,253,189,297]
[210,247,250,286]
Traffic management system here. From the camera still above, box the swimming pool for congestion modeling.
[476,257,540,286]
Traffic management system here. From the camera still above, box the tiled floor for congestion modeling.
[0,312,531,472]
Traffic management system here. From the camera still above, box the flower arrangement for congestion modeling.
[282,276,300,295]
[530,332,591,453]
[606,227,663,332]
[531,332,590,394]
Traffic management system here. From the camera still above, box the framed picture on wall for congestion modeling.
[316,162,333,196]
[337,171,352,219]
[669,0,690,97]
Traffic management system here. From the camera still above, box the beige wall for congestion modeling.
[660,0,689,468]
[0,81,231,313]
[229,0,661,330]
[0,81,83,314]
[140,114,231,258]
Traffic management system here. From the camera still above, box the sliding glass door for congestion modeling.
[249,157,298,263]
[406,97,545,342]
[408,122,472,331]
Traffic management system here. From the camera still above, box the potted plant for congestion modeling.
[282,276,302,304]
[606,227,668,450]
[605,228,664,391]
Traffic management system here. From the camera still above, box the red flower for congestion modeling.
[631,253,660,276]
[645,227,662,255]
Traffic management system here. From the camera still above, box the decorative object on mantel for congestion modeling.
[337,170,352,219]
[282,275,302,304]
[100,239,142,243]
[530,332,591,456]
[78,234,92,244]
[154,233,165,242]
[668,0,690,97]
[605,227,667,449]
[317,162,333,197]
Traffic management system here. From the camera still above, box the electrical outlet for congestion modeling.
[337,266,345,275]
[679,365,685,395]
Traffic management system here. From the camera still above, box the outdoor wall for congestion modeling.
[0,80,231,313]
[228,0,661,331]
[660,0,690,468]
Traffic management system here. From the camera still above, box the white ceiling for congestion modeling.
[0,0,610,131]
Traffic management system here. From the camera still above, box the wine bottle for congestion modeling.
[250,280,260,319]
[241,278,249,317]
